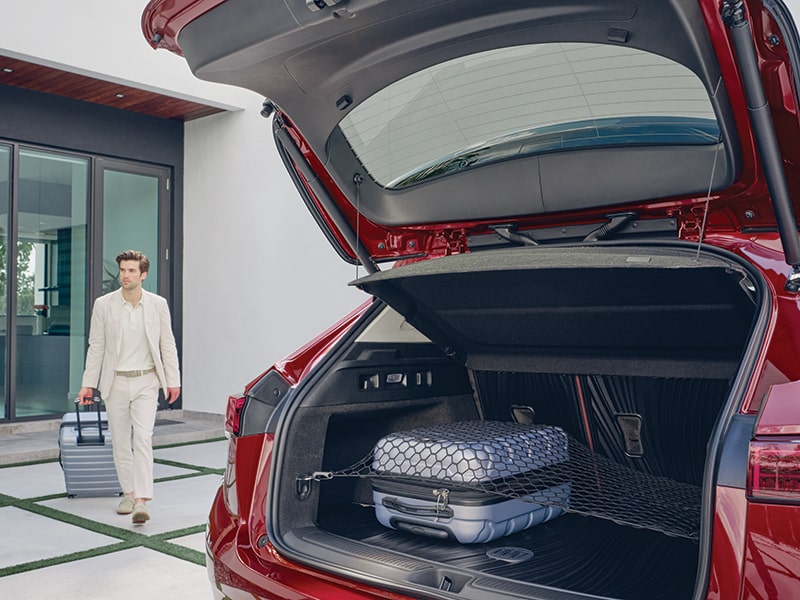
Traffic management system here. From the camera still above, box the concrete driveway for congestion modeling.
[0,412,224,599]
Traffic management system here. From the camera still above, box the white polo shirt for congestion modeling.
[117,296,155,372]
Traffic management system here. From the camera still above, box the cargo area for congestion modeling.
[269,244,762,600]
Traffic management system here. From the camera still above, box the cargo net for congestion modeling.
[326,420,701,541]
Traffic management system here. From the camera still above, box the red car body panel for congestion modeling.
[143,1,800,264]
[272,299,373,386]
[742,504,800,598]
[241,300,372,392]
[210,437,417,600]
[144,0,800,597]
[141,0,227,54]
[219,301,373,542]
[707,486,749,600]
[203,234,800,600]
[755,380,800,434]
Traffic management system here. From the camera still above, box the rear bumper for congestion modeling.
[206,485,412,600]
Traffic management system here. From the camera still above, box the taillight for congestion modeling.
[225,395,246,436]
[748,440,800,502]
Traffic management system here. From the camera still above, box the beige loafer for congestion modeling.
[116,496,135,515]
[132,503,150,524]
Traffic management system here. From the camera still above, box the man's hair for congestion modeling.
[116,250,150,274]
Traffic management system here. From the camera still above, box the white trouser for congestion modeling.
[105,371,160,500]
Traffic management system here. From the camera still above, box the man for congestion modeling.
[78,250,181,524]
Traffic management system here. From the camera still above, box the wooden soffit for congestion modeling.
[0,54,224,122]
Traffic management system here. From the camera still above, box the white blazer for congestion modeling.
[81,288,181,399]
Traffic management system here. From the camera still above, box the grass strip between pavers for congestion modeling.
[0,491,209,577]
[153,523,207,541]
[0,437,224,577]
[153,458,225,477]
[13,497,157,540]
[148,524,208,566]
[0,436,227,472]
[0,437,226,577]
[0,536,206,578]
[0,456,59,469]
[155,471,225,485]
[154,436,226,450]
[0,540,137,577]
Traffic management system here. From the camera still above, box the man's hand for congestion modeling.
[166,387,181,404]
[77,387,96,405]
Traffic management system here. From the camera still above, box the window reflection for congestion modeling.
[0,145,9,419]
[15,148,88,418]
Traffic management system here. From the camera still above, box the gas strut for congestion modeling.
[273,117,379,274]
[722,0,800,292]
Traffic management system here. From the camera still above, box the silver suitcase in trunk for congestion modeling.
[371,420,570,543]
[59,400,121,498]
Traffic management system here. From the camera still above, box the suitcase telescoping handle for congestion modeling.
[74,390,105,446]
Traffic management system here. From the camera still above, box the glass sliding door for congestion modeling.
[0,146,9,419]
[99,162,168,295]
[14,148,88,418]
[0,146,172,422]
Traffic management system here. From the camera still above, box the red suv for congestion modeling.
[144,1,800,598]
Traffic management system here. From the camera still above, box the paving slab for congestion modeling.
[0,461,195,500]
[1,546,210,600]
[169,531,206,554]
[0,506,120,569]
[154,440,228,470]
[0,462,67,499]
[154,461,199,480]
[0,438,224,598]
[40,474,222,535]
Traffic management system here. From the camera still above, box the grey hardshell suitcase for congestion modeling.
[59,399,121,498]
[372,420,570,543]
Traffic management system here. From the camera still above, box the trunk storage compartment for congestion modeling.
[277,244,761,600]
[310,375,728,599]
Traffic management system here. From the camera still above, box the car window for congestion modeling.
[339,42,720,189]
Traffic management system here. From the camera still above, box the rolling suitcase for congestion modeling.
[371,420,570,543]
[59,396,121,498]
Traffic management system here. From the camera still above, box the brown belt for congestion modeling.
[115,367,156,377]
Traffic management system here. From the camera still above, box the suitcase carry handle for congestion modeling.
[382,497,454,519]
[74,391,105,446]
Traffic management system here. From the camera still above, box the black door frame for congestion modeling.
[91,158,172,300]
[1,143,174,422]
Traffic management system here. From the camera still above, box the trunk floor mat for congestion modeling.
[320,505,698,600]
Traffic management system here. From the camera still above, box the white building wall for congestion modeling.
[183,107,366,414]
[1,0,368,415]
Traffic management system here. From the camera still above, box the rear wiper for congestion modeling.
[489,224,539,246]
[583,211,639,242]
[392,148,488,187]
[490,212,639,247]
